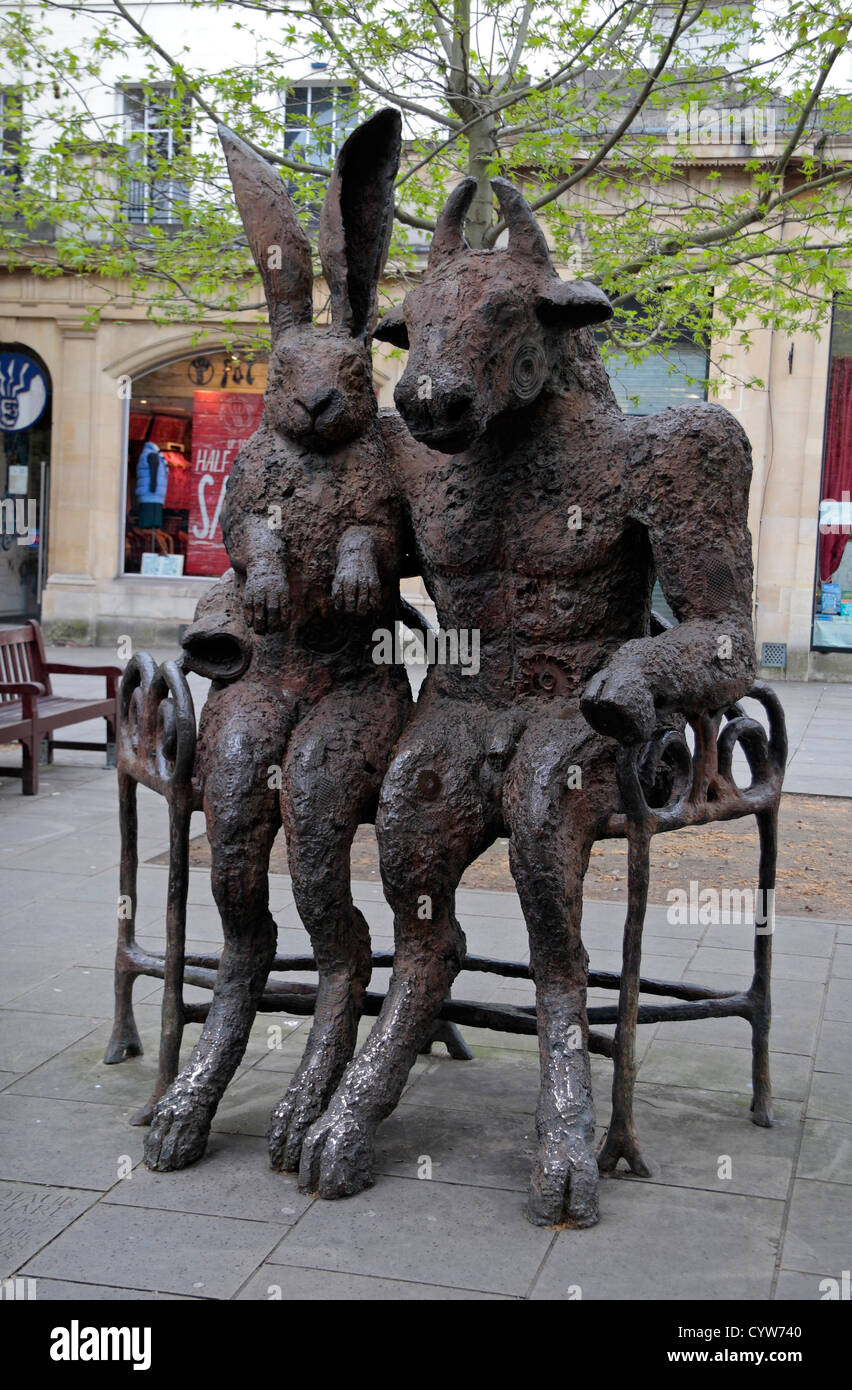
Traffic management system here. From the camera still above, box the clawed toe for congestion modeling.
[527,1136,600,1228]
[143,1091,211,1172]
[298,1108,375,1199]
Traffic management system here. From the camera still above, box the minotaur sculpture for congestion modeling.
[297,177,757,1228]
[143,111,416,1172]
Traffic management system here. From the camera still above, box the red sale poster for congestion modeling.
[186,391,264,576]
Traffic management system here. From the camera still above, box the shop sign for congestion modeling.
[187,391,264,576]
[0,352,49,432]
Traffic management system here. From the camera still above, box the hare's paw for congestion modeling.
[298,1104,376,1199]
[332,554,381,617]
[143,1086,212,1172]
[243,571,289,634]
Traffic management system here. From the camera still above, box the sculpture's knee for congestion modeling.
[377,743,482,911]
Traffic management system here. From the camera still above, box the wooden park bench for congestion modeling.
[0,620,121,795]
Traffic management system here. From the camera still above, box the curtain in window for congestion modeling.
[819,358,852,582]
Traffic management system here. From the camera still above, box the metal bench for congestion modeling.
[0,620,121,795]
[105,645,786,1177]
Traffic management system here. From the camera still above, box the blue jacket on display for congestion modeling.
[136,441,169,507]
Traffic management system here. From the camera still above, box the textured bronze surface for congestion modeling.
[135,110,414,1174]
[107,156,786,1230]
[297,176,770,1228]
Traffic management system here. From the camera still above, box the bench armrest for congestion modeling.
[45,662,122,701]
[45,663,123,678]
[0,680,46,696]
[0,679,45,723]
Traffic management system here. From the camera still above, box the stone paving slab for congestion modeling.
[22,1203,287,1299]
[529,1182,785,1301]
[267,1175,553,1297]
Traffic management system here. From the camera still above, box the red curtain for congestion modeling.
[820,358,852,582]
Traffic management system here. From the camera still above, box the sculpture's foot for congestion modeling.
[527,1130,600,1229]
[750,1094,774,1128]
[268,1066,338,1173]
[103,1022,143,1065]
[298,1104,376,1199]
[597,1120,652,1178]
[143,1087,213,1172]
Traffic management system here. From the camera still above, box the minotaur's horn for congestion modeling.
[427,177,477,268]
[491,177,553,269]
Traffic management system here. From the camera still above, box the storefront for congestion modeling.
[811,301,852,656]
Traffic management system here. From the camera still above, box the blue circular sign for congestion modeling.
[0,352,49,432]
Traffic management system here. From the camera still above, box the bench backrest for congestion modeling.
[0,621,51,699]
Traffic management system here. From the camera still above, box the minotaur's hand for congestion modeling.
[581,662,656,745]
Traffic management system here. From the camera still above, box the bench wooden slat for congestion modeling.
[0,620,119,793]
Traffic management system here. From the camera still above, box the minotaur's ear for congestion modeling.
[536,278,613,329]
[373,305,409,349]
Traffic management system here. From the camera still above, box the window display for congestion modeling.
[123,352,268,577]
[813,302,852,651]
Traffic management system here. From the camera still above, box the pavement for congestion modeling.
[0,653,850,1301]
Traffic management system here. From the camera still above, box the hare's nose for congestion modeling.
[301,389,336,422]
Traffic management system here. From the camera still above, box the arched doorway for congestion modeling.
[0,344,51,620]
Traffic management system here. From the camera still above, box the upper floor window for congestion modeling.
[122,84,189,226]
[0,87,23,187]
[284,81,357,166]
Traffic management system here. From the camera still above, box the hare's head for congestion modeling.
[219,109,401,450]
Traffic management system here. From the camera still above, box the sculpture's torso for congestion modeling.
[385,403,655,701]
[222,417,402,688]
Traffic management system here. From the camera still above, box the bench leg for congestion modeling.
[420,1008,474,1061]
[104,771,144,1065]
[21,735,38,795]
[749,806,776,1128]
[598,819,652,1178]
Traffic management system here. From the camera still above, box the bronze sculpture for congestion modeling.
[135,127,769,1233]
[296,177,758,1229]
[143,110,414,1173]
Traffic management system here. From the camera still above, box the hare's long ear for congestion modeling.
[218,125,313,337]
[319,108,402,339]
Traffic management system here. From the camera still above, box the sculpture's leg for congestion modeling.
[268,675,410,1172]
[749,805,776,1128]
[596,816,653,1178]
[503,713,617,1228]
[104,768,144,1064]
[299,698,491,1199]
[144,685,292,1171]
[130,779,194,1127]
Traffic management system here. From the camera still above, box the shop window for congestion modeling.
[0,87,23,187]
[599,310,708,625]
[122,84,189,226]
[284,79,357,167]
[813,300,852,652]
[123,352,267,577]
